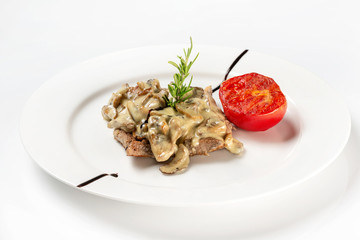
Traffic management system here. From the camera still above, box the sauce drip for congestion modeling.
[77,173,118,188]
[212,49,248,93]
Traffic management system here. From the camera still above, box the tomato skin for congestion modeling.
[219,73,287,131]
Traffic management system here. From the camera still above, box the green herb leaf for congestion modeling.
[164,37,199,109]
[168,61,179,70]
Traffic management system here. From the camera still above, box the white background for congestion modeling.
[1,0,360,239]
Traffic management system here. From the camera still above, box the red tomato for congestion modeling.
[219,73,287,131]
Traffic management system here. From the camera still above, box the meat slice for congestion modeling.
[113,129,153,158]
[184,138,225,156]
[113,128,225,158]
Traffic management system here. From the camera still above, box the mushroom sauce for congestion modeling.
[102,79,243,174]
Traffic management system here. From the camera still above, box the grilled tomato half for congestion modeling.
[219,73,287,131]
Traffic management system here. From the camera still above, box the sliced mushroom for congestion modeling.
[101,105,117,121]
[141,93,165,109]
[176,101,203,123]
[111,93,122,108]
[137,81,146,90]
[150,107,176,117]
[224,133,244,154]
[203,86,225,119]
[127,101,148,123]
[107,115,136,132]
[168,117,183,144]
[147,78,161,90]
[160,144,190,174]
[147,115,176,162]
[193,118,227,142]
[148,115,169,135]
[148,132,177,162]
[116,83,129,95]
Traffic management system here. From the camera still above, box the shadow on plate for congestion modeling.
[233,117,300,143]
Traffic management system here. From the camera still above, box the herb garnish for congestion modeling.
[163,37,199,109]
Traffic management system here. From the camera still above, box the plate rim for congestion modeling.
[20,44,352,206]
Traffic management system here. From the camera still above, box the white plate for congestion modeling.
[20,45,351,206]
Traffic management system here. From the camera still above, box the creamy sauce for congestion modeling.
[102,79,243,173]
[102,79,167,137]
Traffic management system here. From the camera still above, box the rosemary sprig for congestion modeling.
[164,37,199,109]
